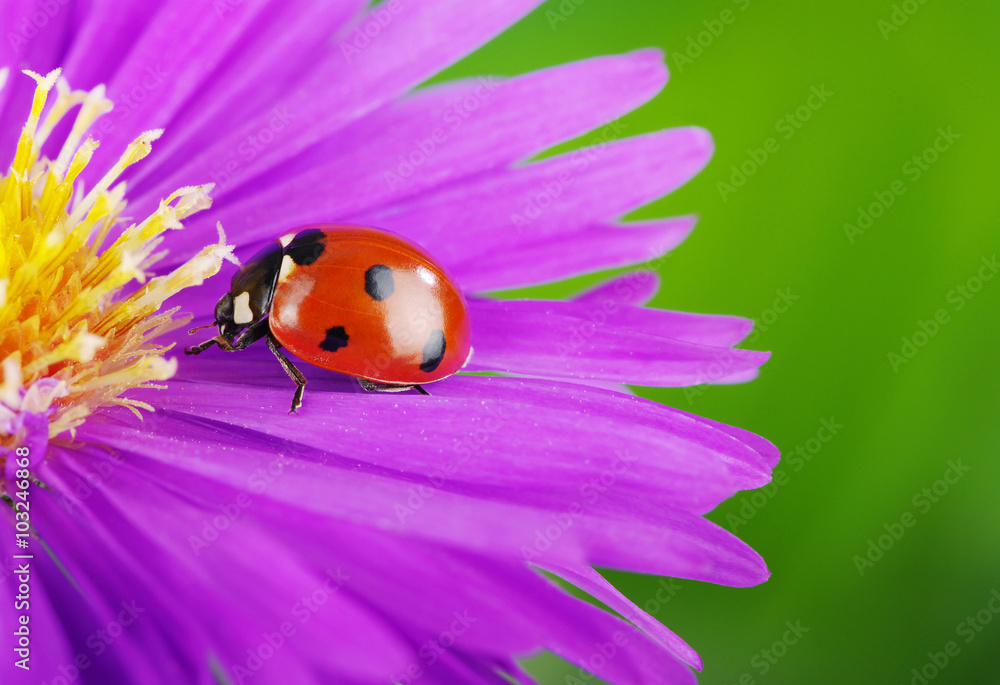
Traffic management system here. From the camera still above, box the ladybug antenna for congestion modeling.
[188,322,218,335]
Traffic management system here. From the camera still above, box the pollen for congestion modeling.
[0,69,237,464]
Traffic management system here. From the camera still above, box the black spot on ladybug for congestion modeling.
[420,330,446,373]
[319,326,349,352]
[286,229,326,266]
[364,264,395,301]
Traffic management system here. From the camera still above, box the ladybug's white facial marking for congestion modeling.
[233,291,254,324]
[278,254,295,284]
[278,233,296,248]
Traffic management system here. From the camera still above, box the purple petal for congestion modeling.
[154,49,670,265]
[0,516,76,684]
[13,485,203,683]
[71,0,281,181]
[34,449,416,683]
[667,407,780,488]
[90,374,772,586]
[128,0,546,203]
[353,128,713,271]
[37,441,697,685]
[0,0,75,156]
[112,0,365,198]
[541,562,702,671]
[573,271,662,307]
[465,298,767,385]
[452,217,694,292]
[58,2,164,87]
[2,411,48,491]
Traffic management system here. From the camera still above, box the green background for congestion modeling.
[441,1,1000,683]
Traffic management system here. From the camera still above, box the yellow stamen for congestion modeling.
[0,69,236,453]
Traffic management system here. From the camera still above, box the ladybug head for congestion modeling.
[213,241,284,343]
[211,292,240,342]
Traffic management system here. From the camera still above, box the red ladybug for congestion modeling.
[186,224,472,412]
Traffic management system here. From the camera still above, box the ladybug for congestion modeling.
[186,224,472,412]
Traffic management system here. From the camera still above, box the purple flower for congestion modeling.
[0,2,778,684]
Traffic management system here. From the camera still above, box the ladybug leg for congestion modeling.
[357,379,430,396]
[232,319,270,350]
[185,335,234,355]
[357,378,379,392]
[185,337,220,355]
[266,333,307,413]
[186,319,269,356]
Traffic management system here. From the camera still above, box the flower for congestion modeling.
[1,2,778,684]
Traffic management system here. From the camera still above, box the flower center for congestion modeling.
[0,68,236,480]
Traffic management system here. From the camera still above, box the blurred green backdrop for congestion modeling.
[438,1,1000,683]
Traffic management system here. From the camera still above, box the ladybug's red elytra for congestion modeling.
[186,224,472,412]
